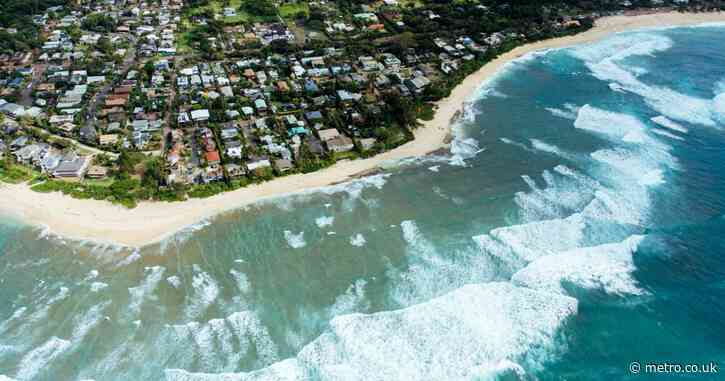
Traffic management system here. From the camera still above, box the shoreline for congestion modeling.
[2,11,724,248]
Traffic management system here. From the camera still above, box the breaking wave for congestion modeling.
[164,283,577,381]
[512,235,647,297]
[283,231,306,249]
[569,32,720,127]
[314,216,334,229]
[349,233,366,247]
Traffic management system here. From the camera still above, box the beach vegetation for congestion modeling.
[0,163,36,184]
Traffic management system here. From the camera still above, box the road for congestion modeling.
[85,36,139,129]
[26,125,119,158]
[18,63,47,107]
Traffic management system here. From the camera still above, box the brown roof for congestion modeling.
[99,134,119,145]
[114,86,133,94]
[105,97,128,107]
[101,107,125,116]
[86,165,108,177]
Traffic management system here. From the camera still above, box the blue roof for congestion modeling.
[304,80,319,92]
[288,127,308,137]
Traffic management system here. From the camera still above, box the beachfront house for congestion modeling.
[52,153,89,180]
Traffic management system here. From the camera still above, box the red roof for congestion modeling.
[205,150,220,163]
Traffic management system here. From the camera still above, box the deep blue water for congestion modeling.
[1,25,724,380]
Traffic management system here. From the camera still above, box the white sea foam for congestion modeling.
[230,270,251,294]
[580,188,646,226]
[651,115,688,133]
[85,242,131,261]
[0,307,27,336]
[432,186,460,205]
[329,279,370,317]
[318,174,388,198]
[315,216,334,229]
[651,128,685,141]
[225,269,253,312]
[15,336,71,380]
[260,174,389,213]
[164,359,303,381]
[608,83,627,93]
[161,220,212,253]
[715,79,725,95]
[319,174,389,212]
[515,167,600,222]
[512,235,647,297]
[283,231,306,249]
[71,301,111,343]
[167,275,182,289]
[574,105,649,143]
[574,104,678,191]
[163,311,279,373]
[36,224,51,239]
[545,103,579,120]
[499,137,529,151]
[428,165,440,172]
[128,266,166,317]
[349,233,366,247]
[714,92,725,123]
[235,282,576,381]
[478,87,508,99]
[529,139,575,161]
[569,32,672,84]
[471,360,528,381]
[90,282,108,292]
[115,249,141,268]
[644,88,716,128]
[570,33,719,127]
[474,214,586,268]
[85,270,99,280]
[449,137,483,167]
[5,287,70,345]
[386,221,498,307]
[185,269,220,320]
[591,149,665,186]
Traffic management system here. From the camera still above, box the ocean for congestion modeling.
[1,25,725,380]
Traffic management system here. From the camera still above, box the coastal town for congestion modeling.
[0,0,717,207]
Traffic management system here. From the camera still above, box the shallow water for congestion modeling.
[2,25,725,380]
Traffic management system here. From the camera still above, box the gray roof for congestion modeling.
[53,156,87,176]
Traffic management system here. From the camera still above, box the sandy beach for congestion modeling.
[1,11,724,248]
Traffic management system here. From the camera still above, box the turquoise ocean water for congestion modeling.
[1,25,725,380]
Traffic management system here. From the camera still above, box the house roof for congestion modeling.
[205,150,220,162]
[318,128,341,141]
[191,109,210,121]
[53,156,88,177]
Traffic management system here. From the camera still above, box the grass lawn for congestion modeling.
[333,151,359,161]
[0,164,37,184]
[83,177,115,187]
[279,3,309,20]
